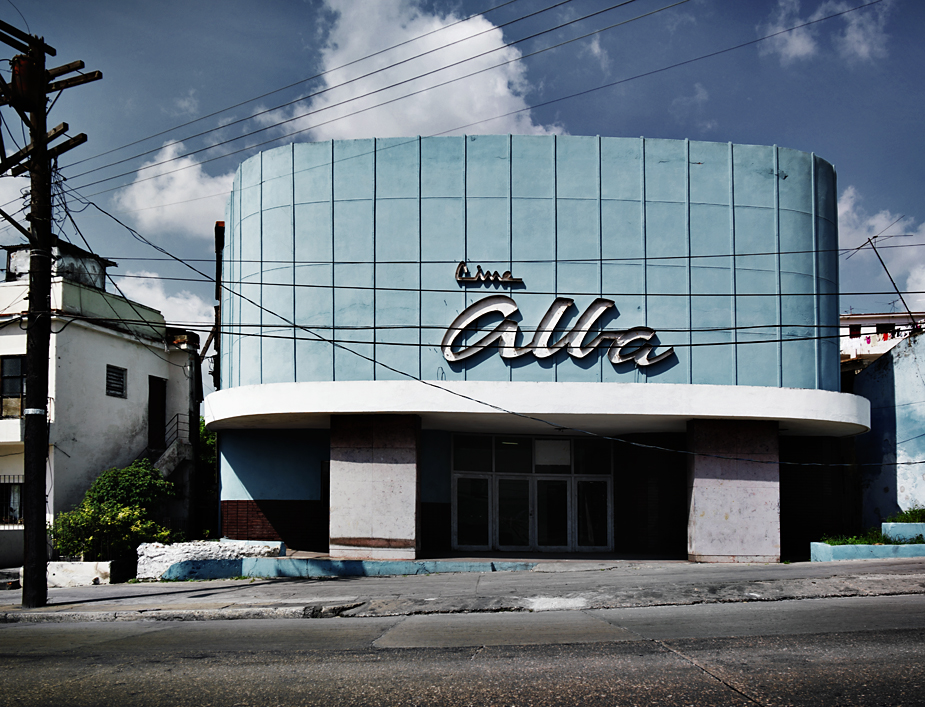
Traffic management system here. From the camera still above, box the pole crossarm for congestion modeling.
[0,206,32,242]
[0,20,54,55]
[47,71,102,94]
[10,133,87,177]
[0,122,68,175]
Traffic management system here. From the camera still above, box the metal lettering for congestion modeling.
[455,261,523,285]
[442,296,674,368]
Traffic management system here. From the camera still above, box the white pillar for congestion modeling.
[328,415,420,560]
[687,420,780,563]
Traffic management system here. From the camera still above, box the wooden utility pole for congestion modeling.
[0,21,100,608]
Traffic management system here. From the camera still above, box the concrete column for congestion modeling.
[328,414,420,560]
[687,420,780,563]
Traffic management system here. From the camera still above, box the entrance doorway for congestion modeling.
[452,435,613,552]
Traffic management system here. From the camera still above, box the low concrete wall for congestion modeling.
[0,529,23,568]
[138,540,284,580]
[811,542,925,562]
[21,562,111,587]
[162,558,536,580]
[882,523,925,542]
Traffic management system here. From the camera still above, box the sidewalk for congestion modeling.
[2,556,924,624]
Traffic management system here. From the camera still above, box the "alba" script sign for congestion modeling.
[441,295,674,368]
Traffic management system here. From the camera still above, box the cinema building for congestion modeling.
[204,135,870,562]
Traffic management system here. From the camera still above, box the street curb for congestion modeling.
[3,579,925,623]
[0,602,365,624]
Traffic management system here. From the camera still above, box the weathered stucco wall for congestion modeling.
[854,332,925,526]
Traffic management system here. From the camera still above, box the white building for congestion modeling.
[0,243,200,567]
[840,311,925,374]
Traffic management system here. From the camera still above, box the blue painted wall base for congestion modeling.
[882,523,925,542]
[161,558,537,580]
[810,542,925,562]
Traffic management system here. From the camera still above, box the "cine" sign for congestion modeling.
[441,295,674,368]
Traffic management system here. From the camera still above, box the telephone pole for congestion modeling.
[0,21,100,608]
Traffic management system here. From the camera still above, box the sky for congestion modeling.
[1,0,924,386]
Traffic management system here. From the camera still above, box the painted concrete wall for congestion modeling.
[220,429,328,501]
[221,136,839,391]
[687,420,781,562]
[328,415,419,560]
[854,332,925,527]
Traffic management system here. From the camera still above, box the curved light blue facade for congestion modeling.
[221,136,839,391]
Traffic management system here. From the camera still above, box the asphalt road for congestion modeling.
[2,594,924,706]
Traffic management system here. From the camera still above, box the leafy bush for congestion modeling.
[50,459,176,561]
[885,504,925,524]
[821,527,925,546]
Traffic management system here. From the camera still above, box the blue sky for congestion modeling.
[1,0,923,337]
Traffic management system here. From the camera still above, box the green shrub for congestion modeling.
[821,527,925,546]
[885,504,925,524]
[83,459,174,509]
[49,459,176,562]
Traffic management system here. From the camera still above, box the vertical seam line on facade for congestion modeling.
[554,134,558,383]
[812,153,819,390]
[686,138,692,385]
[259,151,264,386]
[640,137,646,384]
[464,136,468,383]
[508,133,513,382]
[418,136,422,381]
[729,142,737,385]
[598,135,603,381]
[373,138,377,381]
[331,140,336,382]
[291,143,297,383]
[832,160,839,392]
[775,145,782,388]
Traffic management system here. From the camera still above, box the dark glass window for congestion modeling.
[1,355,25,418]
[494,436,532,474]
[848,325,861,339]
[535,439,571,474]
[106,365,127,398]
[574,438,611,475]
[456,477,489,546]
[0,480,22,524]
[453,435,492,472]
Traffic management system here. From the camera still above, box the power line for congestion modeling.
[60,0,532,171]
[64,184,920,471]
[66,0,658,192]
[65,0,880,206]
[63,0,585,181]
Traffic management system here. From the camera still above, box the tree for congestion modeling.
[49,460,176,562]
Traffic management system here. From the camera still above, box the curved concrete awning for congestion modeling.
[204,381,870,437]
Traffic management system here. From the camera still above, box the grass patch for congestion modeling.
[821,527,925,546]
[885,504,925,524]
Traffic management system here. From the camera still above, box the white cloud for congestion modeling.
[111,142,233,239]
[759,0,818,64]
[257,0,562,140]
[838,186,925,310]
[0,175,30,243]
[113,270,214,327]
[670,83,717,133]
[169,89,200,117]
[583,35,610,74]
[759,0,892,65]
[828,0,891,61]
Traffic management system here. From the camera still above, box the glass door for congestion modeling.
[495,478,531,550]
[454,475,491,550]
[536,478,570,550]
[574,478,611,551]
